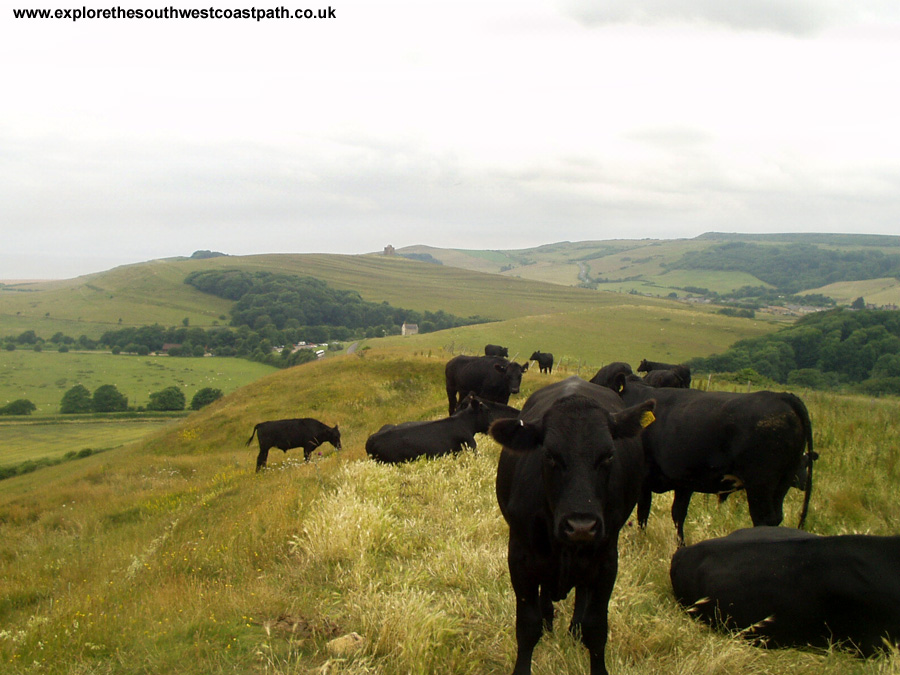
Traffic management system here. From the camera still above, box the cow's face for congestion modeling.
[494,361,528,394]
[491,395,654,546]
[329,425,342,450]
[454,396,492,432]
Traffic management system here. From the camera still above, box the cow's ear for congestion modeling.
[521,362,529,371]
[494,363,508,373]
[609,400,656,439]
[489,418,542,452]
[612,372,628,394]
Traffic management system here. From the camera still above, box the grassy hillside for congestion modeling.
[2,253,683,340]
[1,350,898,674]
[374,303,775,374]
[399,234,900,304]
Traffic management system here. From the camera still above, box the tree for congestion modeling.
[851,296,867,310]
[147,386,185,411]
[93,384,128,412]
[60,384,93,414]
[190,387,223,410]
[0,399,36,415]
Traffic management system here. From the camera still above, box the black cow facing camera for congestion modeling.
[246,418,341,471]
[671,527,900,656]
[491,376,655,675]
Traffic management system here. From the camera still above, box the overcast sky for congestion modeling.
[3,0,900,279]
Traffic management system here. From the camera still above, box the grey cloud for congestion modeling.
[558,0,864,36]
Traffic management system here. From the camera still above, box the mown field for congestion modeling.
[0,350,276,415]
[1,349,898,675]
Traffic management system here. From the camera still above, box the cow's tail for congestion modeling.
[785,393,817,529]
[246,424,259,447]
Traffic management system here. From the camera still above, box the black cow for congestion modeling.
[366,397,495,463]
[637,359,691,388]
[247,418,342,471]
[601,376,816,545]
[588,362,635,389]
[642,369,689,388]
[485,344,509,358]
[529,350,554,374]
[457,392,521,425]
[491,377,656,675]
[445,355,529,415]
[671,527,900,655]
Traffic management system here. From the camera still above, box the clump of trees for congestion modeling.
[184,269,487,338]
[690,308,900,395]
[61,383,129,414]
[147,386,185,411]
[190,387,222,410]
[0,399,36,415]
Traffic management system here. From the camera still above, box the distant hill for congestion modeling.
[0,250,782,370]
[395,233,900,306]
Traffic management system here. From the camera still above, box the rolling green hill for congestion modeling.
[398,233,900,305]
[0,249,786,341]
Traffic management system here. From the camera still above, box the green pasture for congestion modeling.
[0,351,898,674]
[807,277,900,306]
[0,417,180,468]
[0,349,276,414]
[375,301,780,372]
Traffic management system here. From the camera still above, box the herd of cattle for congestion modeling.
[245,345,900,674]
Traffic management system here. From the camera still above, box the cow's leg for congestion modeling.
[571,545,616,675]
[508,539,542,675]
[303,443,316,461]
[255,447,269,472]
[637,484,653,529]
[447,388,458,416]
[746,485,783,527]
[671,489,693,547]
[538,584,554,631]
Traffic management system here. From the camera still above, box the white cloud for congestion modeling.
[2,0,900,278]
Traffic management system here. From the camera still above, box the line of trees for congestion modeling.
[59,384,222,414]
[689,308,900,395]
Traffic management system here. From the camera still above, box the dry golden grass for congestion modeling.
[1,350,899,674]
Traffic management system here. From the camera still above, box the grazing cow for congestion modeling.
[247,418,341,471]
[365,397,494,463]
[588,362,636,389]
[491,377,656,675]
[637,359,691,388]
[529,350,554,374]
[485,344,509,358]
[671,527,900,655]
[642,369,689,388]
[601,375,816,545]
[445,355,529,415]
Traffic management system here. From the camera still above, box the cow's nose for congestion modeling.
[563,516,599,543]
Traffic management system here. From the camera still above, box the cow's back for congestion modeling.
[672,528,900,653]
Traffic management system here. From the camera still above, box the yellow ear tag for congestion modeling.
[640,411,656,428]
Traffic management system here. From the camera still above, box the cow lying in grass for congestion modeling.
[671,527,900,655]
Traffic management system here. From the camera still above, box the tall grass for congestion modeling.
[1,350,898,674]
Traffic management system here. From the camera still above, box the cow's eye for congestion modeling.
[595,455,613,470]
